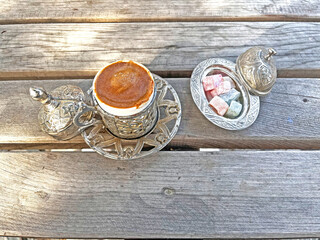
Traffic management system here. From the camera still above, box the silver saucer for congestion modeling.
[190,58,260,130]
[82,74,182,160]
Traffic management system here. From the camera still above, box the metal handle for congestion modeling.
[264,48,277,61]
[73,102,96,128]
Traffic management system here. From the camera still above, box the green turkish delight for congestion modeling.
[224,100,242,118]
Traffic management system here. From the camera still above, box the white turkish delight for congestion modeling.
[223,76,236,88]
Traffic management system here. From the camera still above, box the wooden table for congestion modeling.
[1,0,320,238]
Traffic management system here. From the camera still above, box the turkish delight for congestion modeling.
[209,96,229,116]
[219,88,241,105]
[223,76,236,88]
[203,73,244,119]
[202,74,223,91]
[205,91,213,102]
[224,100,242,118]
[210,81,232,97]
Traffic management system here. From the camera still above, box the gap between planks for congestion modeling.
[1,0,320,25]
[0,69,319,81]
[2,139,320,151]
[1,16,320,25]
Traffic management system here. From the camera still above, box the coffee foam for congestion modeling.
[93,61,155,116]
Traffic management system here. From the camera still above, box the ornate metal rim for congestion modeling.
[190,58,260,130]
[82,74,182,160]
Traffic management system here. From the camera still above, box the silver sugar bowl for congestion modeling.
[29,85,93,140]
[190,46,277,130]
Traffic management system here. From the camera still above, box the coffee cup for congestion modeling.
[74,60,158,139]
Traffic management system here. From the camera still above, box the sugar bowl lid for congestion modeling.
[30,85,92,140]
[236,46,277,96]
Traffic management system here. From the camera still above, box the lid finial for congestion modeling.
[29,87,50,104]
[264,48,277,61]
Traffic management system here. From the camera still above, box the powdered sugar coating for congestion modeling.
[209,96,229,116]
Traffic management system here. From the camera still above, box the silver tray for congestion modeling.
[190,58,260,130]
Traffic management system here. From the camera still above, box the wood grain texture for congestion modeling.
[1,150,320,238]
[0,22,320,79]
[1,78,320,150]
[1,0,320,23]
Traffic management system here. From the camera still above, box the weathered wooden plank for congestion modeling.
[0,237,121,240]
[1,0,320,23]
[0,22,320,79]
[1,78,320,150]
[1,150,320,238]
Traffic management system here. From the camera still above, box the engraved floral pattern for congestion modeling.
[155,133,168,144]
[237,47,277,94]
[102,103,158,138]
[37,85,91,140]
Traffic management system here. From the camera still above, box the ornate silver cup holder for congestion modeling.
[82,74,182,160]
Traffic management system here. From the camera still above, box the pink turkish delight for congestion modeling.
[209,96,229,116]
[205,91,213,102]
[210,81,232,97]
[202,74,224,91]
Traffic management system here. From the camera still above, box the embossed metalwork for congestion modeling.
[30,85,93,140]
[190,58,260,130]
[82,74,182,160]
[236,46,277,96]
[94,84,158,139]
[75,81,158,139]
